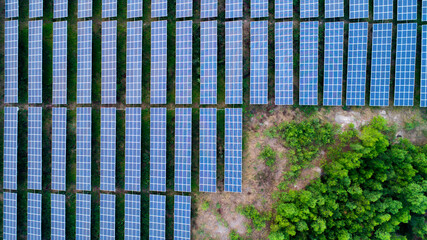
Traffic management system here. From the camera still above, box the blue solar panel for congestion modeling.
[54,0,68,19]
[394,23,417,107]
[201,0,217,18]
[300,21,318,105]
[350,0,368,19]
[176,0,192,18]
[174,195,191,240]
[52,107,67,191]
[27,193,41,240]
[76,193,91,239]
[100,194,115,240]
[151,21,167,104]
[29,0,43,18]
[275,0,292,19]
[152,0,167,17]
[53,21,68,105]
[346,22,368,106]
[150,108,167,192]
[370,23,392,106]
[126,21,143,104]
[102,0,117,18]
[101,108,116,191]
[3,107,18,190]
[28,107,42,190]
[125,194,141,239]
[251,0,268,18]
[176,21,193,104]
[78,0,92,18]
[324,22,343,106]
[128,0,143,18]
[225,21,243,105]
[125,108,141,192]
[199,108,217,192]
[149,194,166,240]
[250,21,268,105]
[76,107,92,191]
[77,20,92,104]
[51,194,66,240]
[300,0,318,18]
[4,20,18,103]
[275,21,293,105]
[102,21,117,104]
[424,1,427,21]
[175,108,192,192]
[374,0,393,20]
[397,0,416,21]
[224,108,242,192]
[3,192,17,239]
[226,0,242,19]
[5,0,19,18]
[422,26,427,107]
[28,20,43,104]
[200,21,218,105]
[325,0,343,18]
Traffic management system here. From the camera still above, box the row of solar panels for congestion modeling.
[3,192,190,240]
[3,107,242,193]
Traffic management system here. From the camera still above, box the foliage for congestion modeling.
[259,145,277,167]
[239,205,271,231]
[229,230,242,240]
[201,201,210,211]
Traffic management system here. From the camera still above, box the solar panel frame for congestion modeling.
[374,0,393,20]
[28,107,42,190]
[199,108,217,193]
[78,0,92,18]
[27,193,42,240]
[350,0,369,19]
[224,108,242,192]
[201,0,218,19]
[100,108,116,192]
[250,21,268,105]
[77,20,93,104]
[76,193,91,240]
[150,108,167,192]
[300,0,318,18]
[325,0,343,18]
[3,192,17,239]
[149,194,166,240]
[28,20,43,104]
[152,0,167,17]
[275,0,292,19]
[275,21,293,105]
[422,26,427,107]
[29,0,43,18]
[200,21,218,105]
[176,0,192,18]
[176,20,193,105]
[51,194,66,240]
[102,0,117,18]
[174,195,191,240]
[151,21,167,104]
[225,20,243,105]
[52,107,67,191]
[5,0,19,18]
[128,0,143,18]
[101,21,117,104]
[100,194,116,240]
[4,20,18,103]
[53,21,68,105]
[125,194,141,239]
[125,108,141,192]
[3,107,18,190]
[397,0,416,21]
[54,0,68,19]
[126,21,143,104]
[423,0,427,21]
[251,0,268,18]
[174,108,192,192]
[76,107,92,191]
[226,0,242,19]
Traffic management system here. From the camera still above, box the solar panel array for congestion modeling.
[424,1,427,21]
[28,20,43,104]
[152,0,167,18]
[102,21,117,104]
[53,21,68,105]
[370,23,392,106]
[199,108,217,192]
[78,0,92,18]
[51,194,66,239]
[397,0,417,21]
[77,20,93,104]
[5,0,19,18]
[125,108,141,192]
[300,0,318,18]
[226,0,242,19]
[346,22,368,106]
[101,108,116,191]
[175,108,192,192]
[54,0,68,19]
[224,108,242,192]
[374,0,393,20]
[177,0,192,18]
[201,0,218,19]
[150,108,167,192]
[3,107,18,190]
[394,23,417,107]
[76,107,92,191]
[422,26,427,107]
[3,192,17,239]
[325,0,343,18]
[176,20,193,104]
[275,0,292,19]
[250,21,268,105]
[151,21,167,104]
[29,0,43,18]
[27,193,41,239]
[100,194,116,240]
[28,107,42,190]
[125,194,141,239]
[126,21,143,104]
[149,194,166,239]
[251,0,268,18]
[76,193,91,239]
[174,195,191,240]
[102,0,117,18]
[225,21,243,104]
[350,0,369,19]
[200,21,218,105]
[52,108,67,191]
[324,22,344,106]
[300,21,319,105]
[128,0,143,18]
[275,21,293,105]
[4,20,18,103]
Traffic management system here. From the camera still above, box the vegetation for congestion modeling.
[239,205,271,232]
[259,145,277,168]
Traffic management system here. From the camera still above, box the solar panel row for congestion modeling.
[128,0,143,18]
[150,108,167,192]
[300,21,319,105]
[250,21,268,105]
[4,107,18,190]
[175,108,192,192]
[424,1,427,21]
[251,0,268,18]
[53,21,68,105]
[76,193,91,239]
[3,192,17,239]
[51,194,66,240]
[151,21,167,104]
[78,0,92,18]
[101,21,117,104]
[224,108,242,192]
[101,108,116,191]
[176,0,192,18]
[5,0,19,18]
[27,193,41,239]
[125,108,142,192]
[275,21,293,105]
[176,21,193,104]
[4,20,18,103]
[52,108,67,191]
[200,21,218,105]
[28,107,42,190]
[226,0,242,19]
[125,194,141,239]
[76,107,92,191]
[225,20,243,105]
[301,0,318,18]
[326,0,343,18]
[174,195,191,240]
[100,194,116,240]
[152,0,167,18]
[374,0,393,20]
[77,20,93,104]
[350,0,369,19]
[54,0,68,19]
[29,0,43,18]
[199,108,217,192]
[201,0,218,19]
[126,20,143,104]
[397,0,417,21]
[149,194,166,239]
[422,26,427,107]
[102,0,117,18]
[275,0,292,19]
[28,20,43,104]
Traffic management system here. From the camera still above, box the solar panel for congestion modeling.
[76,193,91,239]
[175,108,192,192]
[199,108,217,192]
[424,1,427,21]
[3,107,18,190]
[394,23,417,107]
[422,26,427,107]
[28,20,43,104]
[78,0,92,18]
[102,0,117,18]
[100,194,115,240]
[370,23,392,106]
[275,0,292,19]
[54,0,68,19]
[152,0,167,17]
[300,21,318,105]
[149,194,166,240]
[325,0,343,18]
[76,107,92,191]
[51,194,66,240]
[28,107,42,190]
[151,21,167,104]
[201,0,218,18]
[3,192,17,239]
[275,21,293,105]
[250,21,268,105]
[224,108,242,192]
[174,195,191,240]
[102,21,117,104]
[350,0,369,19]
[251,0,268,18]
[300,0,318,18]
[125,194,141,239]
[226,0,242,19]
[128,0,143,18]
[374,0,393,20]
[126,21,143,104]
[177,0,192,18]
[101,108,116,191]
[346,22,368,106]
[150,108,166,192]
[125,108,141,192]
[29,0,43,18]
[200,21,218,105]
[4,20,18,103]
[397,0,416,21]
[5,0,19,18]
[53,21,68,105]
[225,20,243,104]
[27,193,42,240]
[324,22,344,106]
[77,20,93,104]
[176,20,193,104]
[52,107,67,191]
